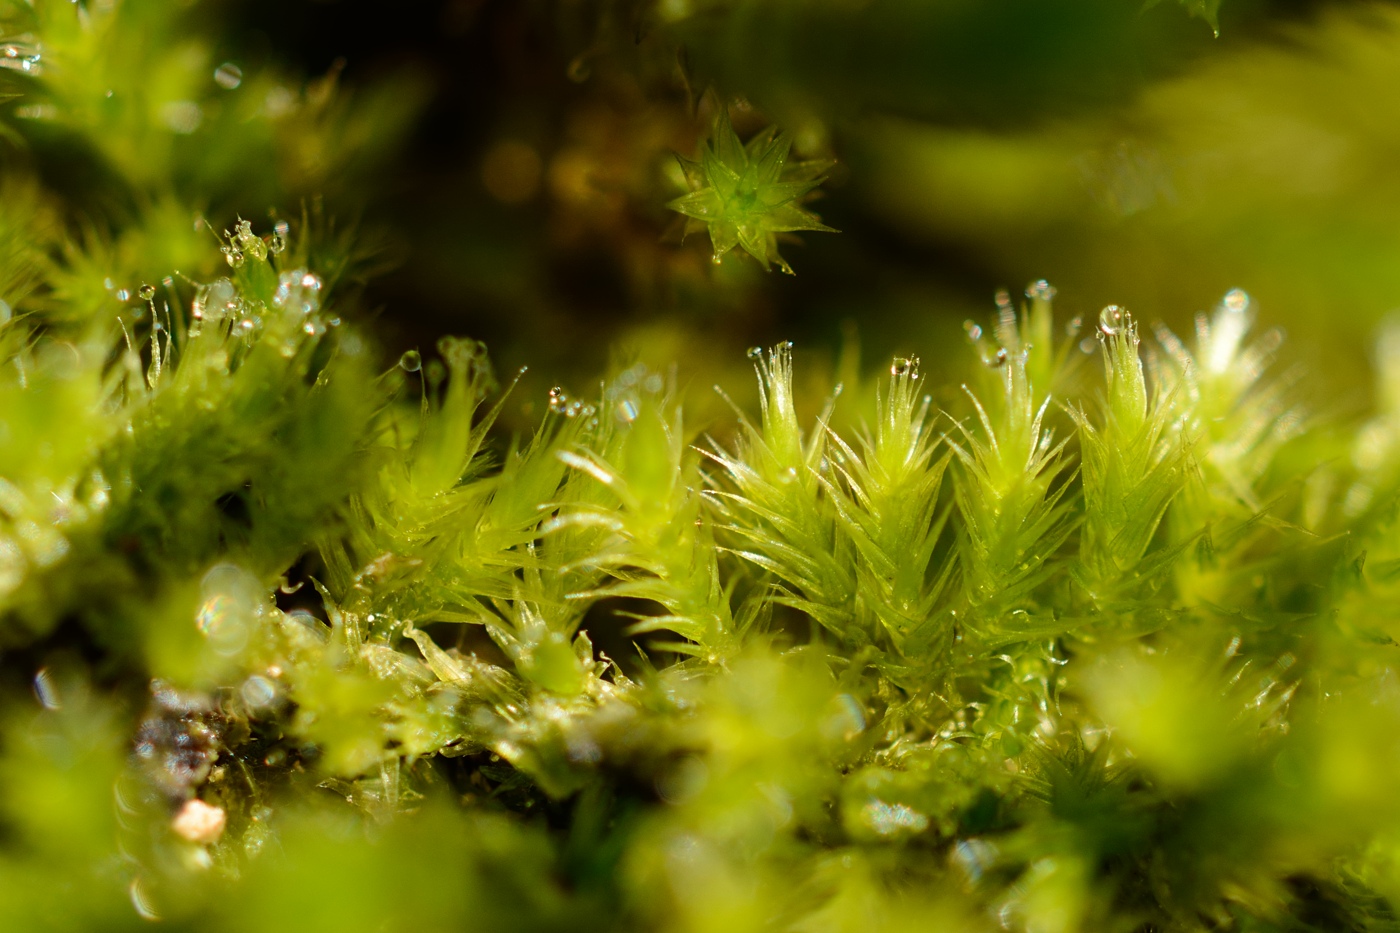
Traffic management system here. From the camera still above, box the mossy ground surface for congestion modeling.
[4,2,1400,932]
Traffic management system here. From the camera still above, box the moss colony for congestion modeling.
[5,1,1400,932]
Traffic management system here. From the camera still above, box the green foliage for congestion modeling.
[4,228,1400,931]
[668,104,835,273]
[6,2,1400,933]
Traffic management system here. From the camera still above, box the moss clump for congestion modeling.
[5,2,1400,932]
[3,229,1400,931]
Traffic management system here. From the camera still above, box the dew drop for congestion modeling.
[33,667,61,710]
[213,62,243,90]
[137,284,155,301]
[398,350,422,372]
[225,249,244,269]
[890,356,918,377]
[240,675,276,709]
[268,233,286,255]
[963,320,983,341]
[1098,305,1126,336]
[994,289,1013,311]
[129,877,160,921]
[776,340,794,350]
[990,348,1008,368]
[1025,279,1057,301]
[1223,288,1249,314]
[860,800,929,838]
[115,289,131,302]
[746,346,762,360]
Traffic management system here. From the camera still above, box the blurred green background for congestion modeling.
[188,0,1400,414]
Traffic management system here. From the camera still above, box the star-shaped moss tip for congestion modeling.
[667,106,837,275]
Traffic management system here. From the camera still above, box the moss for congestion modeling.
[6,2,1400,932]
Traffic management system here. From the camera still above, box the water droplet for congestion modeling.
[274,221,294,254]
[225,249,244,269]
[399,350,422,372]
[115,288,131,302]
[746,346,762,360]
[617,399,638,422]
[240,675,276,709]
[964,321,983,341]
[1026,279,1057,301]
[776,340,794,350]
[859,800,929,838]
[1066,316,1082,336]
[1223,288,1249,314]
[33,667,60,709]
[890,356,918,377]
[994,289,1013,311]
[160,100,202,134]
[129,877,160,921]
[272,269,322,314]
[213,62,243,90]
[137,284,155,301]
[1098,305,1127,336]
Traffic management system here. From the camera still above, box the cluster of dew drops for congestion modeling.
[178,220,330,349]
[221,218,287,270]
[0,40,42,74]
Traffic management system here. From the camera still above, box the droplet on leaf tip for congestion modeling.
[1098,305,1127,336]
[213,62,243,90]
